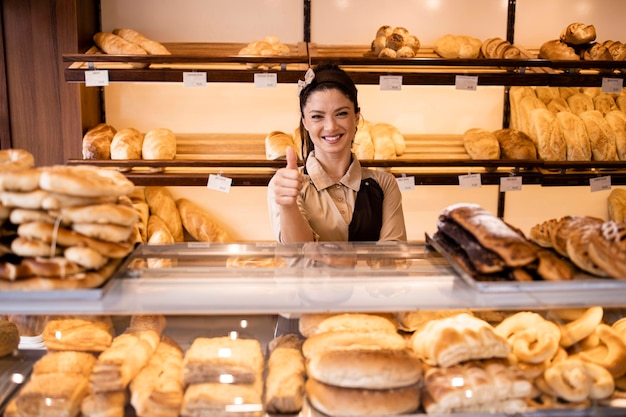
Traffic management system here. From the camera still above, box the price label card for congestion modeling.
[85,70,109,87]
[396,176,415,191]
[500,176,522,192]
[458,173,482,189]
[590,175,611,192]
[183,72,207,87]
[379,75,403,91]
[207,174,232,193]
[254,73,277,88]
[601,78,623,94]
[455,75,478,91]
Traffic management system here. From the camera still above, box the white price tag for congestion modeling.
[500,176,522,192]
[183,72,207,88]
[590,176,611,192]
[396,176,415,191]
[207,174,232,193]
[254,73,277,88]
[379,75,403,91]
[458,173,482,189]
[601,78,623,94]
[455,75,478,91]
[85,70,109,87]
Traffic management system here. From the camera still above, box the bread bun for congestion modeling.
[375,25,392,38]
[302,330,407,360]
[312,313,397,336]
[307,348,422,389]
[560,23,597,45]
[305,378,420,417]
[370,35,387,55]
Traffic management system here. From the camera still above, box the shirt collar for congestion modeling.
[305,151,362,192]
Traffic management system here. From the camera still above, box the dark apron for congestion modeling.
[348,178,384,241]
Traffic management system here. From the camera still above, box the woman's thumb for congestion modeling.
[286,146,298,169]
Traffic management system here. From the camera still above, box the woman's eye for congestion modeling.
[311,115,323,120]
[336,111,348,117]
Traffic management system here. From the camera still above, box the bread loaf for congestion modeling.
[183,336,264,385]
[264,334,305,413]
[176,198,233,243]
[144,186,184,242]
[560,23,597,45]
[593,94,618,115]
[579,110,619,160]
[567,93,595,116]
[82,123,116,160]
[142,128,176,160]
[181,380,263,417]
[508,86,536,131]
[539,39,579,60]
[351,121,375,159]
[370,122,405,156]
[265,131,295,160]
[43,315,114,352]
[0,320,19,357]
[112,28,171,55]
[528,108,567,160]
[110,128,144,160]
[518,95,547,135]
[93,32,147,55]
[555,111,592,161]
[493,129,537,159]
[604,110,626,160]
[462,128,500,160]
[546,97,571,113]
[535,87,561,104]
[608,188,626,223]
[434,34,482,58]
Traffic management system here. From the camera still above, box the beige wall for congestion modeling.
[100,0,624,241]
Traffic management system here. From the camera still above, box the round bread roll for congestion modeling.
[386,33,404,51]
[142,128,176,160]
[377,48,397,58]
[0,149,35,172]
[560,22,597,45]
[307,348,422,389]
[302,330,407,360]
[375,25,392,38]
[305,378,420,417]
[463,128,500,160]
[0,320,20,357]
[370,35,387,55]
[403,35,420,53]
[396,46,415,58]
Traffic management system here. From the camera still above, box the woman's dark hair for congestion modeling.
[298,64,360,159]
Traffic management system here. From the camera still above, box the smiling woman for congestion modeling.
[267,64,407,243]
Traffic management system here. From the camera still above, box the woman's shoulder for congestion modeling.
[361,168,398,189]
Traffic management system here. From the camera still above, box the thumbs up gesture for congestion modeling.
[272,146,304,207]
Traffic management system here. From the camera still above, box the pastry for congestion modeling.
[43,315,114,352]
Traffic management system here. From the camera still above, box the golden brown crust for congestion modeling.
[43,315,114,352]
[82,124,116,160]
[0,320,20,357]
[264,335,305,413]
[144,187,184,242]
[176,198,233,243]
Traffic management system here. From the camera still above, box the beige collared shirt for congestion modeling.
[268,152,407,242]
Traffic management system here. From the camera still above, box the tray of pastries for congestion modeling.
[427,202,626,292]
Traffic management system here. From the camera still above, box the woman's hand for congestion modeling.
[273,146,304,207]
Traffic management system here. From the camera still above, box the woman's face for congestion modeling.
[301,88,359,158]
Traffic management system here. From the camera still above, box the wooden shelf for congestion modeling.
[63,42,626,86]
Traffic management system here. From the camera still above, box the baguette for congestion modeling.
[112,28,171,55]
[176,198,233,243]
[144,187,184,242]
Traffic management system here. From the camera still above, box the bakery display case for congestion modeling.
[2,0,626,416]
